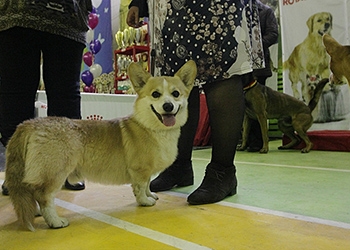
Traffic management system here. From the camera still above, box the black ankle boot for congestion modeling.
[2,182,9,196]
[150,161,194,192]
[187,163,237,205]
[64,180,85,191]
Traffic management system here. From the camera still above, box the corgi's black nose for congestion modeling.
[163,103,174,112]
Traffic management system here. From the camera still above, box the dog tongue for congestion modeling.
[162,114,176,127]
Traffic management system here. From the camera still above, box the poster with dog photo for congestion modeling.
[280,0,350,130]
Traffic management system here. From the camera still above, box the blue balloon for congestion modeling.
[81,70,94,86]
[90,39,101,54]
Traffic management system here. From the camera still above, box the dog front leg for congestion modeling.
[291,82,301,100]
[301,81,311,104]
[146,178,158,200]
[256,114,269,153]
[237,114,250,151]
[132,182,157,206]
[130,172,157,206]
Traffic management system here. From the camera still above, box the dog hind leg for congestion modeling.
[293,118,313,153]
[35,190,69,229]
[34,176,70,229]
[296,132,313,153]
[7,184,37,231]
[277,119,301,150]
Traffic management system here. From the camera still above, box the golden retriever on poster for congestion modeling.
[5,60,196,231]
[284,12,332,103]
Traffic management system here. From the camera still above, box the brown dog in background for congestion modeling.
[238,78,329,153]
[323,34,350,86]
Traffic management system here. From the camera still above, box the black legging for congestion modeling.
[176,75,245,169]
[0,27,84,146]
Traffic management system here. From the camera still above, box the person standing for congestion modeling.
[127,0,264,205]
[0,0,92,195]
[246,0,279,152]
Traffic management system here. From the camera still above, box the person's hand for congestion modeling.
[127,6,143,28]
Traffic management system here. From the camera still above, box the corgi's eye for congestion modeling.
[172,90,180,98]
[152,91,161,98]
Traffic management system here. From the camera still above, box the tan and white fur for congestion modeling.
[5,60,196,231]
[283,12,332,103]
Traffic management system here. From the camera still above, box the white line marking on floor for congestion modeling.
[219,201,350,230]
[192,157,350,173]
[54,198,212,250]
[237,161,350,173]
[165,191,350,230]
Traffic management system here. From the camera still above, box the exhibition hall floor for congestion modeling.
[0,140,349,249]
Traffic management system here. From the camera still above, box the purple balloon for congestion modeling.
[81,70,94,86]
[89,39,101,54]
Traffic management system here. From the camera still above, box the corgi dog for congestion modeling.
[5,60,196,231]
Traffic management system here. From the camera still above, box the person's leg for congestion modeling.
[150,86,200,192]
[0,27,42,195]
[187,75,245,205]
[0,27,41,147]
[41,33,85,190]
[41,33,83,119]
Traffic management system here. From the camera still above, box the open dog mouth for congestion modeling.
[318,25,331,36]
[318,30,327,36]
[151,105,180,127]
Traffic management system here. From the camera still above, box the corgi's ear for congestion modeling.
[174,60,197,92]
[323,34,341,55]
[128,62,152,93]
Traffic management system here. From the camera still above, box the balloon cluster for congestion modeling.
[81,8,102,93]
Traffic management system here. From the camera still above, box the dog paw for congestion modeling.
[137,196,157,206]
[47,217,69,229]
[236,144,247,151]
[148,192,158,200]
[259,148,268,154]
[301,148,310,153]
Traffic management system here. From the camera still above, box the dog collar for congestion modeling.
[243,80,257,91]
